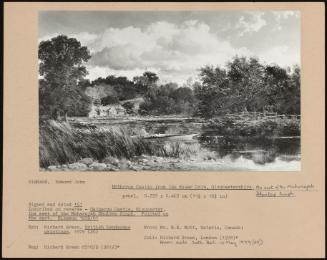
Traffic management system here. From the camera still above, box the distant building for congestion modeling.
[84,86,127,118]
[85,85,144,118]
[88,103,126,118]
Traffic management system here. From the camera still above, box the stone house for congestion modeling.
[88,103,126,118]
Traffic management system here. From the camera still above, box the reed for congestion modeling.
[156,141,216,160]
[39,120,154,168]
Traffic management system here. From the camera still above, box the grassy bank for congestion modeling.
[39,120,155,168]
[39,120,214,168]
[205,116,300,138]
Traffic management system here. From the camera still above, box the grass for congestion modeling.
[39,120,154,168]
[39,120,211,168]
[157,142,216,160]
[40,116,297,169]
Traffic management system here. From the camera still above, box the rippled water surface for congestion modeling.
[79,117,301,171]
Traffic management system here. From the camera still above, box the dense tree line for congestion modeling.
[39,35,300,121]
[86,73,198,116]
[139,83,198,116]
[194,57,300,118]
[86,57,300,118]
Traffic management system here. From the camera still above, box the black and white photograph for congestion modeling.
[39,10,301,171]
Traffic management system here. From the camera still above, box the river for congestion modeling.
[72,116,301,171]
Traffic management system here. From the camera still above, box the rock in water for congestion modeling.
[48,165,57,170]
[79,157,94,165]
[89,162,107,170]
[102,156,120,166]
[68,162,87,170]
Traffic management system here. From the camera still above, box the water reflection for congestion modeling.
[198,134,300,165]
[93,118,301,168]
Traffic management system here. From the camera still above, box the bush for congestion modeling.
[122,102,135,114]
[101,95,119,105]
[206,117,300,138]
[158,142,216,160]
[277,120,301,136]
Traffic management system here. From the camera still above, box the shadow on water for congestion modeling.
[91,117,301,167]
[198,134,300,165]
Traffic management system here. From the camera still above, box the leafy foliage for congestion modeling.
[133,71,159,95]
[39,35,92,119]
[195,56,300,117]
[206,117,300,138]
[139,84,197,116]
[101,95,119,106]
[122,102,135,114]
[91,75,137,101]
[39,34,300,120]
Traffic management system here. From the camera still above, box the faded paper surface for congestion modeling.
[2,2,325,258]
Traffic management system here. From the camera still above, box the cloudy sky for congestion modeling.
[39,10,300,84]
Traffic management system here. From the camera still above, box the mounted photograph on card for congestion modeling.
[38,10,301,171]
[3,2,325,259]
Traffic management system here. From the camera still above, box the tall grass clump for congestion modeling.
[39,120,155,168]
[156,141,216,160]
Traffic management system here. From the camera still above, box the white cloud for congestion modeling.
[87,20,251,84]
[146,21,179,43]
[38,33,59,43]
[273,11,300,21]
[86,65,159,82]
[38,15,299,84]
[272,11,300,30]
[259,45,300,67]
[237,12,267,36]
[38,32,98,50]
[70,32,98,48]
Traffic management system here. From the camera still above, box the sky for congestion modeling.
[39,10,300,84]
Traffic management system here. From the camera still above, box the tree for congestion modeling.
[172,87,198,115]
[194,65,229,118]
[226,56,265,112]
[101,95,119,106]
[39,35,92,120]
[143,71,159,85]
[133,71,159,95]
[139,83,197,116]
[122,102,135,114]
[94,98,101,106]
[195,56,300,118]
[262,64,290,113]
[288,65,300,114]
[272,65,300,114]
[78,79,92,90]
[90,75,136,101]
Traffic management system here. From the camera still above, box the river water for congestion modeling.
[75,117,301,171]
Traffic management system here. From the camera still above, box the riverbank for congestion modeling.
[40,115,301,171]
[69,114,300,137]
[39,120,155,168]
[39,120,214,169]
[43,154,300,172]
[205,116,300,138]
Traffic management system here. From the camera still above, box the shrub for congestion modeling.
[206,117,300,138]
[157,141,216,160]
[277,120,301,136]
[122,102,135,114]
[101,95,119,105]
